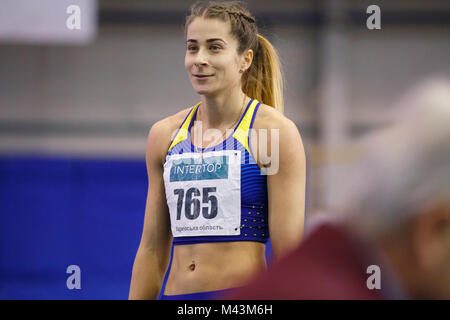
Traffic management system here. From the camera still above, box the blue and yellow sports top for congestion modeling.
[163,98,269,245]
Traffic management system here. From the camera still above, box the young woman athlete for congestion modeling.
[129,1,306,300]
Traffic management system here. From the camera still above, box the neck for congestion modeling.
[372,231,422,299]
[197,90,248,130]
[350,224,415,299]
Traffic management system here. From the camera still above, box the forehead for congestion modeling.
[186,17,234,43]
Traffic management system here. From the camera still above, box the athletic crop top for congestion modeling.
[163,98,269,245]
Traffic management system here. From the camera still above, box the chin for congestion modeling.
[193,85,216,96]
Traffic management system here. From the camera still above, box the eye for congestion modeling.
[187,46,197,51]
[210,45,222,51]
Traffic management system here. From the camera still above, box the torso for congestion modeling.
[159,102,280,295]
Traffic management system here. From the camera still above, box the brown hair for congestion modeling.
[185,1,284,114]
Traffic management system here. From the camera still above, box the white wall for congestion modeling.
[1,3,449,209]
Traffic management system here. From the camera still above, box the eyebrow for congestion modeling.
[186,38,227,44]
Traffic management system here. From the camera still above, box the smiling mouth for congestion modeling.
[194,74,213,78]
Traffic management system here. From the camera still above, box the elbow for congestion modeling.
[271,231,303,262]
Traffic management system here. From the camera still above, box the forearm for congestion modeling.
[270,229,303,262]
[270,207,305,262]
[128,247,166,300]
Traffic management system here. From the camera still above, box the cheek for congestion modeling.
[218,57,240,78]
[185,54,191,71]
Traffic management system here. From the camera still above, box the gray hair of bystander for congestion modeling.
[341,76,450,237]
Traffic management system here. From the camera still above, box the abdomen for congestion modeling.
[164,241,266,295]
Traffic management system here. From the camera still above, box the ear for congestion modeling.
[412,201,450,271]
[240,49,254,72]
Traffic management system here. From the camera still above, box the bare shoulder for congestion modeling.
[252,103,298,133]
[150,107,192,139]
[146,107,193,166]
[250,103,304,169]
[250,104,306,175]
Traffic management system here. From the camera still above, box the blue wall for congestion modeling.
[0,154,272,299]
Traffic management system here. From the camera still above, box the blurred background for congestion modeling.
[1,0,449,299]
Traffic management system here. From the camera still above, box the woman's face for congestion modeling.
[185,17,246,96]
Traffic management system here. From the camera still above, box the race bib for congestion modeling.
[163,150,241,237]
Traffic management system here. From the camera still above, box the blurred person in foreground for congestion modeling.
[227,77,450,299]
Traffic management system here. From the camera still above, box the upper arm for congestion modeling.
[266,116,306,260]
[139,120,172,264]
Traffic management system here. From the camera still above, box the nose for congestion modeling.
[194,48,209,67]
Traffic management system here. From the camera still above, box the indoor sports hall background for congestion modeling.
[1,0,449,299]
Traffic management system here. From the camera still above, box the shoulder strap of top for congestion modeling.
[232,98,261,154]
[168,101,201,152]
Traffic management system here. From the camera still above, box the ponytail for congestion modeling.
[242,34,284,114]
